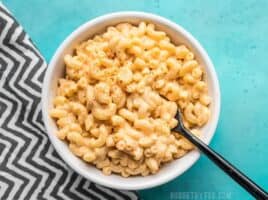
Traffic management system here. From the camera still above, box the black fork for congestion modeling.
[172,110,268,200]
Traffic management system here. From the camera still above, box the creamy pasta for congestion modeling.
[50,22,211,177]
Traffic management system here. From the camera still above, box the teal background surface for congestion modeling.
[2,0,267,199]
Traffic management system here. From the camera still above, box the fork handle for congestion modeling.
[179,127,268,200]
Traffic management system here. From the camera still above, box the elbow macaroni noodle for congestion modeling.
[50,22,211,177]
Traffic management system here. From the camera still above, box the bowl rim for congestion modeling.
[42,11,221,190]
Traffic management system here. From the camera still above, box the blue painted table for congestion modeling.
[3,0,267,199]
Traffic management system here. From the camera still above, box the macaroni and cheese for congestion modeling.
[50,22,211,177]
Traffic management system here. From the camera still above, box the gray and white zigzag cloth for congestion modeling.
[0,4,139,200]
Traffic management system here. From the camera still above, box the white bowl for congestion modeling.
[42,11,221,190]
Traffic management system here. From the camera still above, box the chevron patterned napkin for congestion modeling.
[0,4,139,200]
